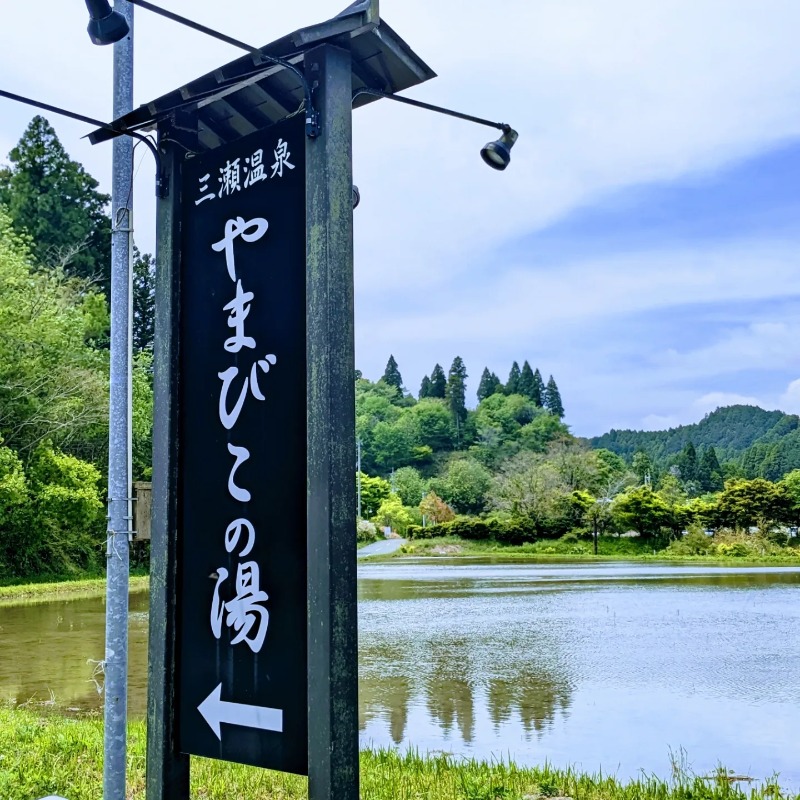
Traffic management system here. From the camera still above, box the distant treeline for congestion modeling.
[591,405,800,482]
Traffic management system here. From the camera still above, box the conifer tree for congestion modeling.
[0,116,111,293]
[519,361,536,400]
[543,375,565,418]
[132,247,155,352]
[429,364,447,398]
[477,367,496,402]
[382,354,403,392]
[446,357,468,425]
[532,368,545,407]
[490,372,502,395]
[676,442,698,483]
[505,361,521,395]
[698,446,723,493]
[419,375,432,399]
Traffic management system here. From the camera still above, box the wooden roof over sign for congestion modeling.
[88,0,436,153]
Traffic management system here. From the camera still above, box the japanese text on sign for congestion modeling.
[195,138,295,206]
[208,216,277,654]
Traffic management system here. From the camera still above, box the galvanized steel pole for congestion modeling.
[103,1,134,798]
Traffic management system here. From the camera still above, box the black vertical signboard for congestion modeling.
[177,116,307,773]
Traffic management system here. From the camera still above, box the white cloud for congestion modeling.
[692,393,764,415]
[2,1,800,439]
[359,239,800,349]
[653,321,800,380]
[779,380,800,416]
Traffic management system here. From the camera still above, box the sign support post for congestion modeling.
[305,43,360,800]
[146,113,192,800]
[130,9,433,798]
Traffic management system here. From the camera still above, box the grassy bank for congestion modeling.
[0,706,793,800]
[393,536,800,564]
[0,573,149,604]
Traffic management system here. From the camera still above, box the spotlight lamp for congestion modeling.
[352,88,519,172]
[480,126,518,171]
[85,0,130,45]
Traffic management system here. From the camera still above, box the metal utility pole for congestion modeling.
[104,1,134,798]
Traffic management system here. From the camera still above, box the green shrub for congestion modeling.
[27,444,105,575]
[666,525,713,556]
[445,516,494,540]
[411,516,534,545]
[492,520,532,545]
[407,524,435,540]
[718,541,750,557]
[372,495,415,536]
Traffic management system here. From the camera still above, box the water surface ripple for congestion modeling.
[0,560,797,787]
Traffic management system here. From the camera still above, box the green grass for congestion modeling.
[0,573,149,605]
[0,706,793,800]
[395,536,800,565]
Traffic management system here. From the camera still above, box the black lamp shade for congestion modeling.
[480,127,518,171]
[86,0,129,45]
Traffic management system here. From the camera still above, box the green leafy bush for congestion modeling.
[27,444,104,575]
[410,516,534,545]
[445,516,494,540]
[372,495,415,536]
[665,525,713,556]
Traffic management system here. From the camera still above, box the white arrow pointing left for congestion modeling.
[198,683,284,740]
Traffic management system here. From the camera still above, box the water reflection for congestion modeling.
[357,560,800,788]
[357,567,583,748]
[0,591,149,715]
[0,561,799,788]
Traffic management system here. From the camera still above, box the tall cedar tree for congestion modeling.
[699,446,723,492]
[0,116,111,294]
[676,442,698,483]
[429,364,447,398]
[132,247,155,352]
[532,368,545,407]
[446,357,468,425]
[505,361,521,395]
[477,368,496,402]
[543,375,565,418]
[519,361,536,400]
[419,375,432,398]
[382,354,403,392]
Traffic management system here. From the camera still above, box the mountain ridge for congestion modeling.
[590,404,800,480]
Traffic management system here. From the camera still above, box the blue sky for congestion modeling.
[355,133,800,435]
[1,1,799,437]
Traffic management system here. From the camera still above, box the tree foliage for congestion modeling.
[358,471,391,518]
[446,357,468,422]
[430,457,491,515]
[429,364,447,398]
[0,116,111,293]
[591,405,800,481]
[382,354,403,393]
[393,466,425,508]
[133,247,155,352]
[419,375,432,399]
[0,206,108,456]
[419,491,455,524]
[543,375,565,419]
[505,361,521,396]
[477,367,502,402]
